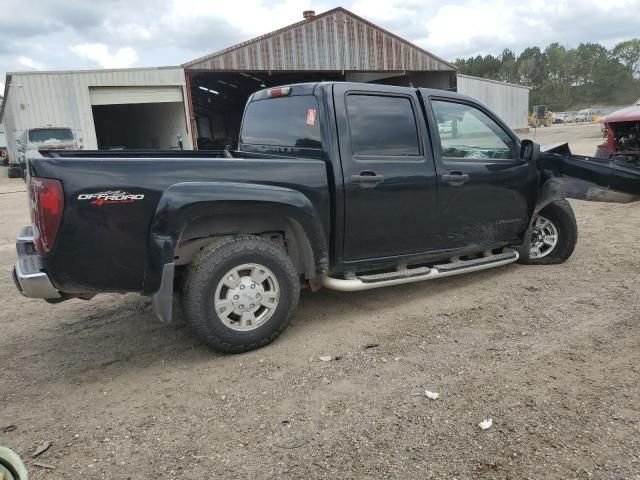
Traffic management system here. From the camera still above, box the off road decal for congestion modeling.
[77,190,144,206]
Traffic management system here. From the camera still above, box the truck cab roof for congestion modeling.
[248,81,481,105]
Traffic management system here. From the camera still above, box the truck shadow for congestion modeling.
[23,264,523,387]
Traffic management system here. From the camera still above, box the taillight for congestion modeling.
[267,86,291,98]
[29,177,64,254]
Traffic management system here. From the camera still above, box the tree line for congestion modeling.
[454,40,640,111]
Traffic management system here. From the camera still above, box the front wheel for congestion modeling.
[182,235,300,353]
[519,199,578,265]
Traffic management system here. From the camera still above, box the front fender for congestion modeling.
[144,181,329,294]
[535,150,640,212]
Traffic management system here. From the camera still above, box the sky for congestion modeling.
[1,0,640,92]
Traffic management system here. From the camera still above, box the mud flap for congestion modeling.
[151,263,175,323]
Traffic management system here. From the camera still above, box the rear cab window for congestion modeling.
[239,95,322,158]
[29,128,74,143]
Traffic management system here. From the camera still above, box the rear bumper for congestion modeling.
[12,226,60,299]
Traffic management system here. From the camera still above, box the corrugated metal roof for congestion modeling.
[183,7,456,72]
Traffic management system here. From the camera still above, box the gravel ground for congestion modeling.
[1,123,639,479]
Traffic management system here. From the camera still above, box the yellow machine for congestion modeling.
[529,105,553,128]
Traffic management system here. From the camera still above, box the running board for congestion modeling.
[321,249,519,292]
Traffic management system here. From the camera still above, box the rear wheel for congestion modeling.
[182,235,299,353]
[519,200,577,265]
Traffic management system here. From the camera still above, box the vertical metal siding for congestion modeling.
[2,92,19,161]
[2,67,191,153]
[456,74,530,130]
[185,9,455,72]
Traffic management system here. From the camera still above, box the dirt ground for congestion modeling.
[1,123,639,479]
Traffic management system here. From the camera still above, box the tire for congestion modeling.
[182,235,300,353]
[0,447,29,480]
[519,199,578,265]
[7,165,21,178]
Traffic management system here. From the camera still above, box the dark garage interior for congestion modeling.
[186,71,343,150]
[92,101,189,150]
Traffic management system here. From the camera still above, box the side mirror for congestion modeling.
[520,139,540,164]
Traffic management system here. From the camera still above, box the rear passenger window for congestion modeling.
[346,95,420,156]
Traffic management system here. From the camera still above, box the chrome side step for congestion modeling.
[321,249,519,292]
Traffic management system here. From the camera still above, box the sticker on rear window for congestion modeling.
[306,108,317,126]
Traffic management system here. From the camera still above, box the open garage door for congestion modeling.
[90,86,184,105]
[90,86,190,150]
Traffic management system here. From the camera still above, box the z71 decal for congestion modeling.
[78,190,144,206]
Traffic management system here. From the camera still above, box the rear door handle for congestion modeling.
[441,171,470,186]
[351,171,384,188]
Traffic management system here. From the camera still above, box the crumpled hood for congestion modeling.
[602,104,640,124]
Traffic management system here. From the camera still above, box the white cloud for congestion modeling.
[351,0,640,58]
[352,0,434,23]
[421,2,519,56]
[17,56,45,70]
[163,0,313,37]
[105,23,152,43]
[70,43,139,68]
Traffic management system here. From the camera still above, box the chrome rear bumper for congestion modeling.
[12,226,60,299]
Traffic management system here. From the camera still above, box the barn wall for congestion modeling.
[456,74,530,130]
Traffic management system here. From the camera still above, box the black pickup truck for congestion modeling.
[13,82,640,352]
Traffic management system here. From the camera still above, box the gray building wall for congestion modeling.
[2,92,19,162]
[1,66,191,161]
[456,74,530,130]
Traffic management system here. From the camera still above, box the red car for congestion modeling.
[596,98,640,167]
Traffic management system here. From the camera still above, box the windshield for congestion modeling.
[29,128,73,143]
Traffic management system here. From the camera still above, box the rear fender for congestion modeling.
[144,182,329,295]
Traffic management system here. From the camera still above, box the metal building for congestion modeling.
[183,7,457,149]
[1,7,530,160]
[457,74,530,130]
[1,67,192,162]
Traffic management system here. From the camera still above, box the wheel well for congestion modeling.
[174,214,317,278]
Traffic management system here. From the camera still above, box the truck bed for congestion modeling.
[29,151,331,293]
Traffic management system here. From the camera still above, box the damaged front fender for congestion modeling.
[535,142,640,212]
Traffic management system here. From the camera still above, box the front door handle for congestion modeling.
[441,171,470,186]
[351,171,384,188]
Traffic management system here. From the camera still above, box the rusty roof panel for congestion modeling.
[184,7,455,72]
